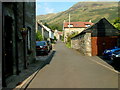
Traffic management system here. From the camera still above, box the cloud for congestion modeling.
[36,2,55,15]
[36,3,42,15]
[36,3,41,10]
[45,7,54,14]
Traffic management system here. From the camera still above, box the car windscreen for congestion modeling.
[36,42,46,46]
[113,50,120,54]
[115,50,120,52]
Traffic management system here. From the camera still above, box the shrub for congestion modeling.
[36,31,43,41]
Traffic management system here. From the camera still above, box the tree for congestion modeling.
[44,22,51,29]
[36,31,43,41]
[66,32,79,48]
[112,17,120,30]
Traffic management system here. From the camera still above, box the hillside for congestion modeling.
[37,2,118,31]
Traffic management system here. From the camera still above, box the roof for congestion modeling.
[71,18,120,39]
[37,22,51,32]
[64,22,94,28]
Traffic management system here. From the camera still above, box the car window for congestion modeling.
[115,50,120,52]
[47,41,51,45]
[36,42,46,46]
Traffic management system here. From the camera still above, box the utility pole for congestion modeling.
[63,20,65,42]
[69,14,70,34]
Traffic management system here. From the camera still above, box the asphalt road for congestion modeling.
[28,41,119,88]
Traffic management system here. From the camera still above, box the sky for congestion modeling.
[36,0,119,16]
[36,2,77,15]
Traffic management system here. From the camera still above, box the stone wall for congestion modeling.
[71,33,92,56]
[24,2,36,64]
[17,3,25,71]
[71,37,80,50]
[64,27,85,42]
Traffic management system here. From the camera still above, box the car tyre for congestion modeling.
[110,57,114,61]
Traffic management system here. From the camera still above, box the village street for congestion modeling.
[27,41,119,88]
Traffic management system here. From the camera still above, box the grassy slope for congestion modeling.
[37,2,118,30]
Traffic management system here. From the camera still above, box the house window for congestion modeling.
[68,24,73,27]
[85,24,91,27]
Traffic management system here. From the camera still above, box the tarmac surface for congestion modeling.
[27,41,119,88]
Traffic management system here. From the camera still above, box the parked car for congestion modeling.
[111,50,120,61]
[47,40,52,52]
[103,46,120,59]
[36,41,49,55]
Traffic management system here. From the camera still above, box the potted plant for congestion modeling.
[20,28,28,39]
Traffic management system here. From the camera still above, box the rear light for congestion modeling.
[43,46,48,49]
[36,46,40,49]
[36,46,42,49]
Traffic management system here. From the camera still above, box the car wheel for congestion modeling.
[110,57,114,60]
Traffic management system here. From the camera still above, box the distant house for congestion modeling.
[54,30,63,40]
[49,30,54,42]
[71,18,120,56]
[63,21,93,42]
[36,22,54,41]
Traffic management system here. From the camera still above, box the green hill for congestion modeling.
[37,2,118,31]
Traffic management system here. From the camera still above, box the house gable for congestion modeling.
[86,18,120,37]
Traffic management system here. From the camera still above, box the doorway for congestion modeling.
[3,15,13,77]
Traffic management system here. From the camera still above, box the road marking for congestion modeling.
[90,58,119,74]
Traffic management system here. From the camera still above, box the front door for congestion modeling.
[3,16,13,77]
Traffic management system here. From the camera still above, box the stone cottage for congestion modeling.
[63,21,93,42]
[2,2,36,87]
[71,18,120,56]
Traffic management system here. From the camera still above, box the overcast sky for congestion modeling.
[36,0,119,15]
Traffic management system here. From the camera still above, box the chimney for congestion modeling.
[89,20,92,23]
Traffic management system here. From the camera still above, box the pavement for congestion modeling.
[5,60,44,89]
[2,48,54,89]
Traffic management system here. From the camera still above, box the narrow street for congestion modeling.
[28,41,118,88]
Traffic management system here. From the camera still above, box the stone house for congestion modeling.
[71,18,120,56]
[63,21,93,42]
[36,22,54,41]
[2,2,36,87]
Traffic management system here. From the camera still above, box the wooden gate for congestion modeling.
[92,36,118,56]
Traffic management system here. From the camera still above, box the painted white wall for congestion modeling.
[37,22,54,40]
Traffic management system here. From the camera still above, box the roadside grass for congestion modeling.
[66,43,71,48]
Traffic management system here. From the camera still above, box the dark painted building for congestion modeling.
[2,2,36,87]
[71,18,120,56]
